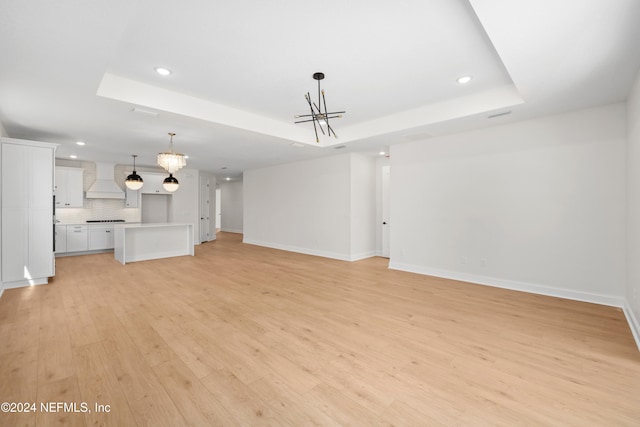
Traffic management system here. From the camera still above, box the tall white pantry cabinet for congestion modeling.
[1,137,58,291]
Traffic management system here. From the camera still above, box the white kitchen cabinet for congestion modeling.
[1,138,58,287]
[125,187,139,207]
[55,225,67,253]
[55,167,84,207]
[140,173,173,195]
[66,225,88,252]
[88,226,114,250]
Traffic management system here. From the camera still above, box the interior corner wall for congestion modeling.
[220,180,244,233]
[390,103,627,307]
[626,70,640,348]
[0,121,8,137]
[243,153,376,261]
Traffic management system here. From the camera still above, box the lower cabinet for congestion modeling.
[66,225,88,252]
[57,224,117,254]
[55,225,67,253]
[88,227,114,250]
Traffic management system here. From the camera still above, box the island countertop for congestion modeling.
[113,222,194,264]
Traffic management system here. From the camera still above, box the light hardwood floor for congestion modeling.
[1,232,639,426]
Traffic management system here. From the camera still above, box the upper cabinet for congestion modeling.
[140,173,173,195]
[125,187,139,208]
[55,166,84,208]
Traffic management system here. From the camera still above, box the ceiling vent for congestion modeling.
[488,111,512,119]
[131,108,159,117]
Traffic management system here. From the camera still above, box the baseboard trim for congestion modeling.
[221,228,243,234]
[623,300,640,351]
[388,261,625,308]
[243,238,375,262]
[2,277,49,290]
[350,251,377,261]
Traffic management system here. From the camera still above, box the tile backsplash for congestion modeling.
[55,160,142,224]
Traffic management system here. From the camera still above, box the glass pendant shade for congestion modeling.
[163,173,179,192]
[157,152,186,174]
[125,154,144,190]
[125,173,144,190]
[157,132,186,174]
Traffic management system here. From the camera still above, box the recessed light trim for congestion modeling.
[155,67,172,76]
[225,177,231,181]
[69,155,77,159]
[457,75,472,84]
[76,141,85,146]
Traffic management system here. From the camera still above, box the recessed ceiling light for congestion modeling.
[76,141,85,146]
[69,155,77,159]
[184,155,189,159]
[226,177,231,181]
[457,76,472,84]
[155,67,172,76]
[379,151,386,156]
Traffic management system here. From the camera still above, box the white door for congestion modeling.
[199,177,210,242]
[215,188,221,230]
[382,165,390,258]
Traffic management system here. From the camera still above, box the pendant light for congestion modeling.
[163,173,179,192]
[125,154,144,190]
[294,72,345,143]
[157,132,187,173]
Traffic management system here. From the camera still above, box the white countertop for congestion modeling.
[113,222,194,264]
[57,222,141,226]
[114,222,193,229]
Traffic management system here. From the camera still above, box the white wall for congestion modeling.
[220,180,244,233]
[626,70,640,348]
[170,168,200,242]
[244,153,376,261]
[350,154,377,259]
[0,121,8,137]
[390,104,627,306]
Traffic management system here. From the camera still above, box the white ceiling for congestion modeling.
[1,0,639,178]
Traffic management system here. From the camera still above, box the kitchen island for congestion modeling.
[114,222,194,265]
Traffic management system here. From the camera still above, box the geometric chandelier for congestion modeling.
[294,72,345,143]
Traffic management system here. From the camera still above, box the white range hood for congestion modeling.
[86,162,125,199]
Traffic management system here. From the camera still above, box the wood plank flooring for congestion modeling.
[1,231,639,426]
